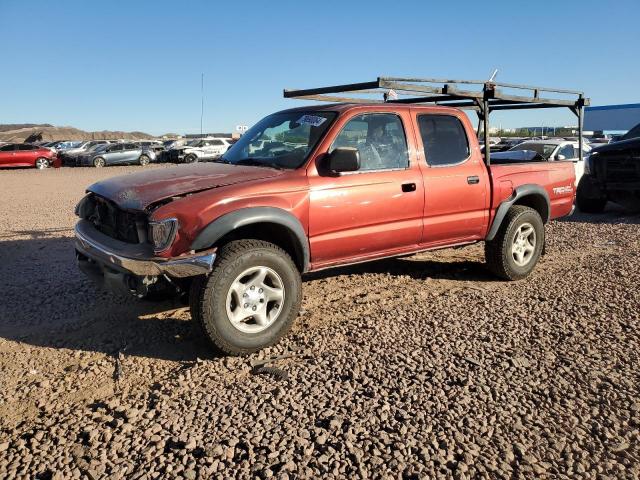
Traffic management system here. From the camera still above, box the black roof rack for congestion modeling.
[284,76,590,166]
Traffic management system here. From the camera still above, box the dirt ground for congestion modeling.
[0,166,639,479]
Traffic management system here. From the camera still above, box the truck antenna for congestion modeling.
[488,69,499,82]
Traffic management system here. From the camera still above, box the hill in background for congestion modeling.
[0,124,155,142]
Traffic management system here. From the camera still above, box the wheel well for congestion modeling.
[213,222,305,272]
[513,194,549,223]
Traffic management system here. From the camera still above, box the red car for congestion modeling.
[0,143,60,169]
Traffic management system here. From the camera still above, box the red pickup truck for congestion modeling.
[75,102,576,354]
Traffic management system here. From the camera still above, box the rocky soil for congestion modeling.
[0,166,639,479]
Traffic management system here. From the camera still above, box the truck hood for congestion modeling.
[87,163,282,211]
[591,136,640,154]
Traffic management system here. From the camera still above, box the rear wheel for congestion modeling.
[35,157,49,169]
[191,239,302,355]
[485,205,544,280]
[139,154,150,166]
[93,157,105,168]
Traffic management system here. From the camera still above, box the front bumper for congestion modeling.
[74,219,216,279]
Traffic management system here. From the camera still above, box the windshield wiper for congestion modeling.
[235,158,284,170]
[212,157,233,164]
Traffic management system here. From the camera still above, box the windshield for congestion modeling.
[509,142,557,159]
[622,122,640,141]
[222,111,337,169]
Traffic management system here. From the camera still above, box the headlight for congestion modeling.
[148,218,178,252]
[584,152,596,175]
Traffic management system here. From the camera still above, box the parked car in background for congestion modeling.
[504,139,590,185]
[0,143,60,169]
[56,141,83,151]
[577,122,640,213]
[135,140,165,156]
[60,140,112,166]
[166,138,232,163]
[76,142,156,167]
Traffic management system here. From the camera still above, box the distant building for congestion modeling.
[584,103,640,132]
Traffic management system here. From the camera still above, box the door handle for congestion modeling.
[401,183,416,192]
[467,176,480,185]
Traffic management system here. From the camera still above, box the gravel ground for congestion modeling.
[0,166,639,479]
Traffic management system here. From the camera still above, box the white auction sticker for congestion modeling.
[296,114,327,127]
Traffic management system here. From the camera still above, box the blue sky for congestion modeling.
[1,0,638,135]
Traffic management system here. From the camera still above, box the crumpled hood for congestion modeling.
[87,163,282,211]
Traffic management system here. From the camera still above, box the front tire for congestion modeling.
[192,240,302,355]
[184,153,198,163]
[576,176,607,213]
[139,154,150,166]
[93,157,105,168]
[485,205,544,281]
[35,157,49,169]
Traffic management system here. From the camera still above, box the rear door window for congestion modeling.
[417,115,470,166]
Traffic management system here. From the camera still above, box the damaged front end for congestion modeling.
[74,193,215,298]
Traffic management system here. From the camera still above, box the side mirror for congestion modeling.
[556,154,566,161]
[325,147,360,172]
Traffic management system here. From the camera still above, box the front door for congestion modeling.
[308,112,425,266]
[412,111,490,245]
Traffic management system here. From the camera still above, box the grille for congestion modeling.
[594,150,640,182]
[87,195,147,244]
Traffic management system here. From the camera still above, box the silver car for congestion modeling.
[77,142,156,167]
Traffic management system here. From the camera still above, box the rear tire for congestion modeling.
[139,154,150,166]
[485,205,544,281]
[576,176,607,213]
[35,157,49,169]
[192,239,302,355]
[93,157,105,168]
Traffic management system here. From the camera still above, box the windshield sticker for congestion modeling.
[297,114,327,127]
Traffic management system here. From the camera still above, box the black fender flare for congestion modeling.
[190,207,310,272]
[486,184,550,241]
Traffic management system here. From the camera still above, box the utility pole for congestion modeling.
[200,73,204,138]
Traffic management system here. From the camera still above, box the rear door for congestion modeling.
[412,111,490,245]
[104,144,125,164]
[120,143,140,163]
[307,111,425,265]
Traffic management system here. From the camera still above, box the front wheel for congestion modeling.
[576,176,607,213]
[184,153,198,163]
[35,157,49,169]
[139,154,150,166]
[93,157,105,168]
[191,239,302,355]
[485,205,544,281]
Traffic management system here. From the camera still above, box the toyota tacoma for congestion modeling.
[75,86,578,355]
